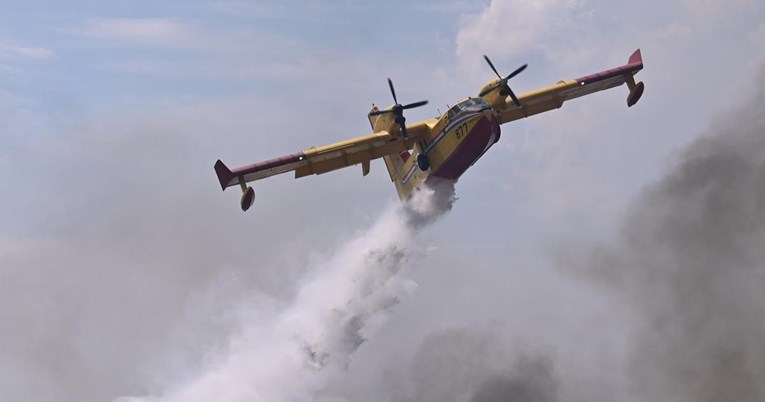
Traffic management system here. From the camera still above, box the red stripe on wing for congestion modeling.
[216,152,307,190]
[230,152,306,176]
[575,49,643,85]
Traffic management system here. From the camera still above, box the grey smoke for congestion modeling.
[469,367,557,402]
[391,329,558,402]
[573,81,765,401]
[115,181,456,402]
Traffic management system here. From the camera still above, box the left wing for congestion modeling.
[214,120,432,192]
[496,49,645,125]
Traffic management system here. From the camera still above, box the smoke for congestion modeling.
[358,72,765,402]
[393,329,559,402]
[0,104,456,402]
[117,181,456,402]
[468,361,557,402]
[570,79,765,401]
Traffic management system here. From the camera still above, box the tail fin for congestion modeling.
[370,104,410,198]
[214,159,234,191]
[625,49,645,107]
[628,48,643,65]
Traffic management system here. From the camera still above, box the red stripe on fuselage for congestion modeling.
[430,115,500,181]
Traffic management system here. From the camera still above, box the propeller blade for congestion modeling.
[481,55,528,99]
[506,63,528,80]
[402,100,428,110]
[507,87,521,107]
[483,55,502,79]
[400,124,408,138]
[387,78,398,105]
[369,109,394,116]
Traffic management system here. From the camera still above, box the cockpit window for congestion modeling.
[458,97,488,109]
[447,105,462,119]
[445,97,489,120]
[458,98,475,109]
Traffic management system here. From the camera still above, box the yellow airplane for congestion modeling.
[215,49,645,211]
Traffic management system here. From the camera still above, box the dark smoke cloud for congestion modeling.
[390,329,558,402]
[469,367,557,402]
[573,78,765,401]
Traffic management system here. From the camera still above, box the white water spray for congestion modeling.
[118,181,456,402]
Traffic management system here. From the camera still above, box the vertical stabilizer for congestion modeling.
[369,104,410,199]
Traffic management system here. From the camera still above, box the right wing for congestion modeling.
[214,119,433,191]
[496,49,645,125]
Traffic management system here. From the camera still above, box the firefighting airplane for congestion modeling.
[215,49,645,211]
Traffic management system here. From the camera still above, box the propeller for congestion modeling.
[369,78,428,138]
[478,55,527,107]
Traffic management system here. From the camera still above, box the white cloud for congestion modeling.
[80,18,192,46]
[414,1,478,14]
[679,0,763,22]
[0,89,19,105]
[207,1,334,21]
[0,63,21,74]
[455,0,589,62]
[0,46,55,59]
[74,16,309,64]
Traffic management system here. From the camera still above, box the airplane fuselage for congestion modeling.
[374,97,501,199]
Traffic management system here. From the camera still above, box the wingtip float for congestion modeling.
[215,49,645,212]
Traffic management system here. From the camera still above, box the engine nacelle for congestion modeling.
[367,104,398,132]
[477,79,507,110]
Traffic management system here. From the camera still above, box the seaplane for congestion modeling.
[215,49,645,211]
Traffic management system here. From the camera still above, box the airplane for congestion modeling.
[215,49,645,211]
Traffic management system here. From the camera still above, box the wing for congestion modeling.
[496,49,645,125]
[214,120,432,191]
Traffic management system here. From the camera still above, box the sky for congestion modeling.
[1,1,765,401]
